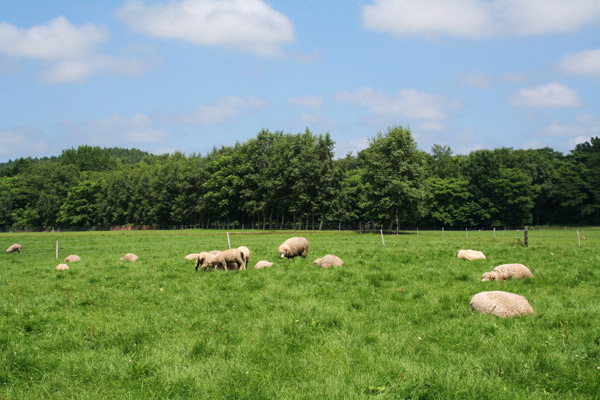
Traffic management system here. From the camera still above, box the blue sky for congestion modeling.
[1,0,599,162]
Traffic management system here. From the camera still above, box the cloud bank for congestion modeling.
[0,16,141,82]
[117,0,295,56]
[362,0,600,38]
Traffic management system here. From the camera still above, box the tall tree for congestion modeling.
[362,125,426,230]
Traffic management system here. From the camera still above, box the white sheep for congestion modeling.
[470,291,534,318]
[278,237,309,259]
[65,255,81,262]
[457,249,486,261]
[238,246,250,269]
[6,244,22,253]
[254,260,274,269]
[55,263,69,271]
[185,253,200,260]
[195,248,246,272]
[120,253,139,262]
[481,263,533,282]
[313,254,343,268]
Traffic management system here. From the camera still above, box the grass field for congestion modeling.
[1,228,599,399]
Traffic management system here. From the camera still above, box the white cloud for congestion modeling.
[288,95,323,108]
[161,96,268,125]
[334,138,370,158]
[0,16,142,83]
[510,83,582,108]
[116,0,295,56]
[61,113,168,147]
[538,115,600,137]
[0,127,54,158]
[335,86,459,121]
[361,0,600,38]
[559,49,600,80]
[362,0,491,38]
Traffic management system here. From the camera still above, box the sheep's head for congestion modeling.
[481,272,496,282]
[313,258,322,265]
[278,244,289,258]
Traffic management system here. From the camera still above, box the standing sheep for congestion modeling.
[238,246,250,269]
[481,263,533,282]
[457,249,486,261]
[313,254,343,268]
[195,248,246,272]
[185,253,201,260]
[6,244,22,253]
[470,291,534,318]
[278,237,309,259]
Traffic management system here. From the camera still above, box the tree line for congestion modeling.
[1,126,598,231]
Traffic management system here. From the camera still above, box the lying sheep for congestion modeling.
[457,249,486,261]
[254,260,274,269]
[55,263,69,271]
[6,244,22,253]
[278,237,309,259]
[195,248,246,272]
[238,246,250,269]
[65,255,81,262]
[470,291,534,318]
[481,263,533,282]
[120,253,139,262]
[314,254,343,268]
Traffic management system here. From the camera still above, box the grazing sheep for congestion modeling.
[313,254,344,268]
[195,248,246,272]
[209,250,221,255]
[254,260,274,269]
[185,253,200,260]
[55,264,69,271]
[457,249,486,261]
[470,291,534,318]
[65,255,81,262]
[278,237,309,259]
[6,244,22,253]
[238,246,250,269]
[120,253,139,262]
[481,263,533,282]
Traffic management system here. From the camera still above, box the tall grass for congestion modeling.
[1,228,599,399]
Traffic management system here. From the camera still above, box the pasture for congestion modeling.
[1,228,599,399]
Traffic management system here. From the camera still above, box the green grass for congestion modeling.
[1,228,599,399]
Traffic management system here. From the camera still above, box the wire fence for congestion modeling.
[1,225,595,260]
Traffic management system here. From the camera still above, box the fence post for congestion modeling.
[56,240,59,259]
[493,227,496,241]
[380,229,385,247]
[466,228,468,241]
[227,232,231,249]
[577,230,581,248]
[524,226,528,247]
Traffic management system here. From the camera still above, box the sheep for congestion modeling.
[470,291,534,318]
[185,253,200,261]
[209,250,221,255]
[6,244,22,253]
[278,237,309,259]
[313,254,343,268]
[254,260,274,269]
[457,249,486,261]
[481,263,533,282]
[120,253,139,262]
[195,248,246,272]
[55,264,69,271]
[238,246,250,269]
[65,255,81,262]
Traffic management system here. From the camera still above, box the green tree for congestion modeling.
[362,125,426,230]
